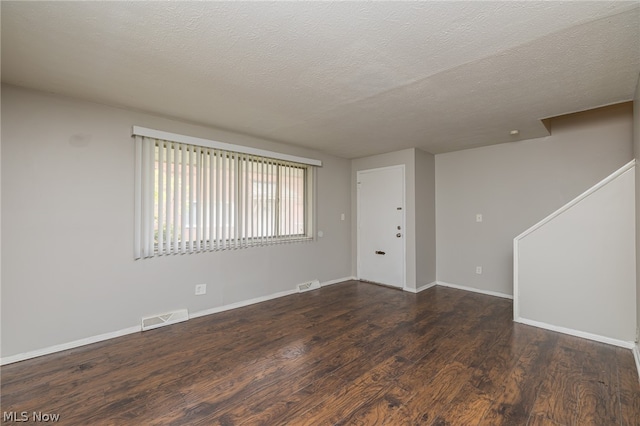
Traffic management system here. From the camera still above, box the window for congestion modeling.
[133,127,320,259]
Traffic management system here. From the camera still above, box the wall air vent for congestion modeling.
[141,309,189,331]
[298,279,321,293]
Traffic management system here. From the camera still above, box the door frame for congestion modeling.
[356,164,407,290]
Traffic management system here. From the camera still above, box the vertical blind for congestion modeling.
[134,134,315,259]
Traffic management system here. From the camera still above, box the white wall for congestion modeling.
[1,85,352,359]
[415,149,436,287]
[0,85,3,356]
[350,148,437,290]
[634,74,640,345]
[516,165,636,343]
[351,149,416,289]
[436,103,634,296]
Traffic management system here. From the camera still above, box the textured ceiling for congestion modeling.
[2,1,639,158]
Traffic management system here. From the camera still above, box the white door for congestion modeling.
[357,165,405,288]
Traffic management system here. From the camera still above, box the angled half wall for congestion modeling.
[514,161,636,347]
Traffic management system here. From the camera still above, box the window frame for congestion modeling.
[133,127,320,259]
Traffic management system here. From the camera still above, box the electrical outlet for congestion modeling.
[195,284,207,295]
[476,214,483,222]
[476,266,482,275]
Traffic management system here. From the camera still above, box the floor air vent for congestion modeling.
[298,279,321,293]
[141,309,189,331]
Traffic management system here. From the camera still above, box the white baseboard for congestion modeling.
[633,344,640,382]
[190,288,299,319]
[321,276,357,287]
[515,317,635,349]
[1,277,356,366]
[436,281,514,300]
[0,325,141,366]
[192,277,354,319]
[404,281,437,294]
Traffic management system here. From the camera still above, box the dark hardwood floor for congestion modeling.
[2,281,639,425]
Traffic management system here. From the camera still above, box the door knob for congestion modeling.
[396,233,402,238]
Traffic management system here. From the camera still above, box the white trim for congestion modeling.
[132,126,322,167]
[321,276,357,287]
[513,159,636,322]
[0,326,141,366]
[355,164,408,175]
[404,281,437,294]
[189,289,298,319]
[514,160,636,241]
[633,344,640,383]
[0,279,354,366]
[191,277,354,319]
[513,237,520,320]
[141,309,189,331]
[436,281,514,299]
[515,317,635,349]
[356,164,406,290]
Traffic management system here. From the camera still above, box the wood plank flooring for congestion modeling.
[2,281,639,425]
